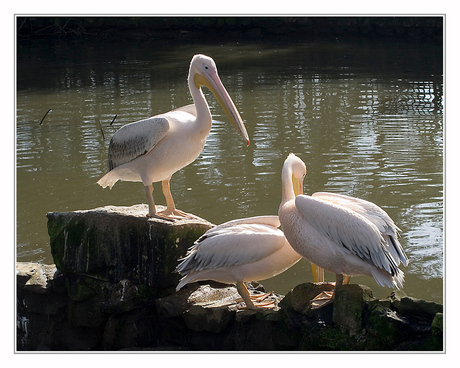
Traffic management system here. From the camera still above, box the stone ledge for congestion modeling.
[46,205,213,289]
[16,206,444,351]
[17,261,444,351]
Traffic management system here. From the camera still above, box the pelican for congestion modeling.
[278,154,408,304]
[175,215,302,309]
[97,54,250,219]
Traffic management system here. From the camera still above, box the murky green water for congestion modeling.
[16,38,443,303]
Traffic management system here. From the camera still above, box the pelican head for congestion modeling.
[284,153,306,197]
[189,54,250,146]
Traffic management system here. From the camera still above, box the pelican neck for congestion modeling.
[188,74,212,130]
[281,165,296,203]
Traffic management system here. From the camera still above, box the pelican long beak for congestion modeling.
[195,70,250,146]
[292,174,303,197]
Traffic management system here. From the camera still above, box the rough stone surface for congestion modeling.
[333,284,374,336]
[17,207,444,351]
[393,296,443,319]
[278,282,335,314]
[16,262,57,293]
[47,204,213,289]
[17,264,444,351]
[431,313,443,337]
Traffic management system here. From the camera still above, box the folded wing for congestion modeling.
[107,116,170,171]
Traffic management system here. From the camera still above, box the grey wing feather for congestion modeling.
[107,116,170,171]
[295,195,398,275]
[313,192,408,266]
[176,223,285,275]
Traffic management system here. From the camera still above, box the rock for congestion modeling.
[156,288,194,319]
[103,308,159,350]
[16,205,444,351]
[68,297,108,329]
[16,262,57,293]
[66,274,99,301]
[431,313,443,337]
[16,263,67,316]
[16,261,444,351]
[187,284,243,308]
[366,300,410,349]
[279,282,335,314]
[183,304,234,334]
[393,296,443,320]
[47,204,213,289]
[101,279,150,314]
[332,284,374,336]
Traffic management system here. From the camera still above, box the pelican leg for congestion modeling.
[309,264,330,309]
[336,273,344,287]
[158,179,196,219]
[311,274,351,310]
[311,264,325,283]
[235,283,277,309]
[236,282,257,309]
[145,184,174,222]
[311,291,334,309]
[250,292,274,302]
[311,273,346,309]
[145,184,156,217]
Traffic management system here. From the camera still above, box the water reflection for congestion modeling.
[16,39,443,303]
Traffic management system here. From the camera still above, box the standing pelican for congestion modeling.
[176,215,302,309]
[278,154,408,303]
[97,54,250,219]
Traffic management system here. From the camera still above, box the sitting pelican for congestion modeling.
[278,154,408,304]
[175,215,302,309]
[97,54,249,219]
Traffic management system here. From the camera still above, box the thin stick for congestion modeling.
[98,121,105,140]
[110,114,117,126]
[39,109,52,125]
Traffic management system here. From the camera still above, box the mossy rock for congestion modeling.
[366,301,408,349]
[393,296,443,320]
[279,282,335,314]
[47,205,213,289]
[333,284,374,336]
[431,312,443,336]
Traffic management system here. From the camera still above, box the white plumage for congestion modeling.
[176,215,301,309]
[98,55,249,219]
[278,153,408,301]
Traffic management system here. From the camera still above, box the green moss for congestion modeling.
[366,306,403,349]
[66,275,97,301]
[301,325,353,350]
[333,284,373,335]
[134,283,157,303]
[431,312,443,336]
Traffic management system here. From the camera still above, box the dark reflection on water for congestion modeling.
[16,38,443,303]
